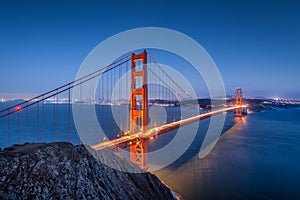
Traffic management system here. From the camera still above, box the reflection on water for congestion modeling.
[153,109,300,200]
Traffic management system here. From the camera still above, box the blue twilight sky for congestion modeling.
[0,0,299,99]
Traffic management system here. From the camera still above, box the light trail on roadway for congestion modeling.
[91,105,246,151]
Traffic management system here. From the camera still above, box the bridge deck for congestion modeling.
[91,106,245,151]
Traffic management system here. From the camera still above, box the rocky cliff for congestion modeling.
[0,142,175,200]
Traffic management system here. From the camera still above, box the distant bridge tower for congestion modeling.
[129,50,149,170]
[236,88,243,117]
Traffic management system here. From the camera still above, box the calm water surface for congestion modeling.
[154,108,300,200]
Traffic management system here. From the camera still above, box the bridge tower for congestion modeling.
[129,50,149,170]
[236,88,243,117]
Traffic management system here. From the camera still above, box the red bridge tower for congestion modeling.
[129,50,149,170]
[236,88,243,117]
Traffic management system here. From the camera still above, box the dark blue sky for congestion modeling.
[0,0,299,99]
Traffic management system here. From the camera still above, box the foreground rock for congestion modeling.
[0,142,175,200]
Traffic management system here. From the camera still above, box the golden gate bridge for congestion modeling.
[0,50,246,170]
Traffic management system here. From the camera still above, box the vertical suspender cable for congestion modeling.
[126,60,128,133]
[107,69,109,104]
[119,62,121,134]
[68,85,71,142]
[42,95,44,142]
[7,109,10,147]
[17,111,20,144]
[36,102,39,142]
[26,105,28,142]
[53,94,55,141]
[89,75,92,140]
[80,82,82,145]
[54,92,58,141]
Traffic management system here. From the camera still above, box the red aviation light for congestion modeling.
[15,106,22,112]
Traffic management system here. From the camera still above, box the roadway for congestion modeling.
[91,105,245,151]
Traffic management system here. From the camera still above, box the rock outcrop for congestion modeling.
[0,142,175,200]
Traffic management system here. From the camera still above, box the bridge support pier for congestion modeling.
[129,50,149,170]
[236,88,243,117]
